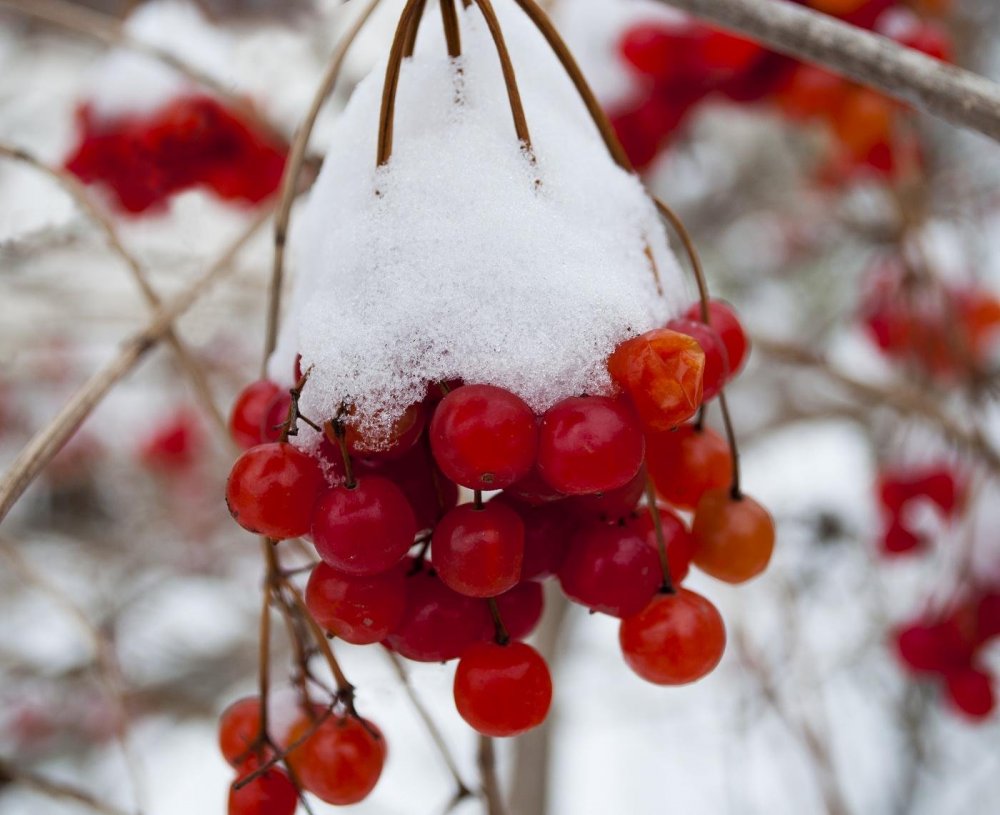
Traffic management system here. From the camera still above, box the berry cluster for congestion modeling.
[876,463,963,555]
[896,589,1000,719]
[221,295,774,809]
[861,255,1000,381]
[611,0,952,179]
[64,96,286,214]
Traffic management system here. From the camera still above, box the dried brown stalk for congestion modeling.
[477,735,507,815]
[0,757,131,815]
[263,0,382,369]
[0,206,272,525]
[653,0,1000,142]
[0,142,227,435]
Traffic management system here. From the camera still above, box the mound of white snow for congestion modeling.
[272,2,688,444]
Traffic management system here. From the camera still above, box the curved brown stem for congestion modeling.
[263,0,382,369]
[377,0,427,167]
[403,0,429,57]
[440,0,462,57]
[644,477,675,593]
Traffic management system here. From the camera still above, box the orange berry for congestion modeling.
[692,490,775,584]
[607,329,705,431]
[646,424,733,511]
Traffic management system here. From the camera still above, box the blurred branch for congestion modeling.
[755,337,1000,474]
[383,650,473,806]
[0,537,143,812]
[654,0,1000,142]
[0,757,131,815]
[0,206,272,525]
[0,0,286,143]
[0,143,227,436]
[477,735,506,815]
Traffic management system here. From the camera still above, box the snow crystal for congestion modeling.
[86,0,234,121]
[271,2,688,444]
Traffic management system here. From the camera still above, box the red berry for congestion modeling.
[453,642,552,737]
[226,443,325,539]
[228,764,298,815]
[881,517,923,555]
[312,476,417,576]
[558,520,662,618]
[682,300,750,376]
[692,490,775,584]
[619,23,681,82]
[287,715,385,805]
[607,328,705,431]
[895,622,973,674]
[975,592,1000,643]
[505,466,565,506]
[537,396,645,495]
[230,380,282,449]
[260,390,292,444]
[345,402,427,460]
[646,424,732,511]
[493,495,574,580]
[569,464,648,522]
[386,566,491,661]
[665,318,730,398]
[493,581,544,641]
[633,503,697,585]
[430,385,538,490]
[944,667,995,720]
[219,697,269,768]
[356,441,459,532]
[139,410,202,472]
[306,561,407,645]
[433,502,525,598]
[619,589,726,685]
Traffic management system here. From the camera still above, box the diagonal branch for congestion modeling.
[0,143,227,435]
[653,0,1000,143]
[0,757,131,815]
[0,207,272,526]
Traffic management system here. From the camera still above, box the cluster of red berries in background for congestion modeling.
[876,462,963,556]
[64,95,286,214]
[861,255,1000,381]
[612,0,952,179]
[220,298,775,810]
[896,588,1000,719]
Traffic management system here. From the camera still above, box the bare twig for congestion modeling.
[477,735,506,815]
[0,207,272,525]
[263,0,382,370]
[0,142,227,435]
[0,758,131,815]
[653,0,1000,142]
[383,649,472,803]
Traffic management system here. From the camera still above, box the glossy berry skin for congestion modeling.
[665,319,730,399]
[492,495,574,580]
[646,424,732,511]
[386,566,491,662]
[260,390,292,444]
[493,581,544,641]
[356,442,459,532]
[229,380,282,449]
[537,396,645,495]
[569,464,647,522]
[683,300,750,376]
[692,490,775,584]
[558,521,662,618]
[226,443,325,539]
[312,477,417,576]
[607,329,705,431]
[219,697,269,768]
[433,502,525,598]
[505,466,566,506]
[429,385,538,490]
[306,561,407,645]
[619,589,726,685]
[287,716,385,805]
[633,503,697,585]
[944,667,995,719]
[453,642,552,737]
[228,764,298,815]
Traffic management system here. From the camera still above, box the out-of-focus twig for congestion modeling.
[477,735,506,815]
[653,0,1000,142]
[0,142,227,436]
[0,206,272,525]
[0,757,132,815]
